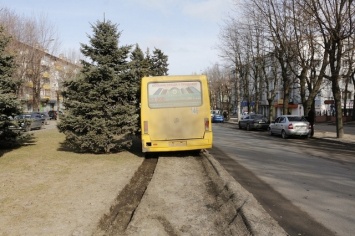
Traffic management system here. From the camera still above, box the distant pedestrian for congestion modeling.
[308,108,315,137]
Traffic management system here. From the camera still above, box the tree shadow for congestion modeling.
[56,134,145,158]
[309,136,355,151]
[0,133,36,158]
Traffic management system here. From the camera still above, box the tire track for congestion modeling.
[95,155,158,235]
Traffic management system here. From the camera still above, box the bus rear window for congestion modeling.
[148,81,202,108]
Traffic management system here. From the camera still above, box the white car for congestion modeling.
[269,115,311,139]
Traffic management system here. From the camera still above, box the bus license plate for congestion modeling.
[169,141,187,147]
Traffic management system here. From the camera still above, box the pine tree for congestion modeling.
[0,26,22,148]
[129,44,151,134]
[150,48,169,76]
[143,48,154,76]
[0,28,17,95]
[57,20,138,153]
[130,44,146,80]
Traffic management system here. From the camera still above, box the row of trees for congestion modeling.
[215,0,354,138]
[57,19,169,153]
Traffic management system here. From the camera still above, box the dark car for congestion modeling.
[212,114,225,123]
[12,113,44,131]
[238,114,269,131]
[32,112,50,125]
[48,110,57,120]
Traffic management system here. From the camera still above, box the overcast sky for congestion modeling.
[1,0,235,75]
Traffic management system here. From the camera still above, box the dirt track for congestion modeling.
[97,153,252,236]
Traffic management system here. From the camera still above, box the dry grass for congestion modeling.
[1,127,143,162]
[0,127,144,235]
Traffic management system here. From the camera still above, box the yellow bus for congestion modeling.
[140,75,213,152]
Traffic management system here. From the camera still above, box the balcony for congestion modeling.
[26,81,34,88]
[55,65,63,71]
[43,84,51,90]
[42,72,50,78]
[41,96,50,103]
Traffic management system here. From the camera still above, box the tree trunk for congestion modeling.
[32,86,40,112]
[332,78,344,138]
[343,79,349,117]
[283,80,290,115]
[268,99,274,122]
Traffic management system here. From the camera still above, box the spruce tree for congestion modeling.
[143,48,154,76]
[0,26,22,148]
[150,48,169,76]
[57,20,138,153]
[130,44,146,80]
[129,44,150,134]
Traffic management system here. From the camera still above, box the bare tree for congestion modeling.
[302,0,355,138]
[244,9,273,115]
[1,9,59,111]
[262,51,281,121]
[340,36,355,118]
[218,16,261,116]
[289,0,329,114]
[218,16,243,116]
[205,64,223,110]
[219,1,285,120]
[248,0,297,115]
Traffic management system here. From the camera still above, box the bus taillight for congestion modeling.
[144,121,148,134]
[204,118,210,131]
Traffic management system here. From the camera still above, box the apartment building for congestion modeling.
[14,42,81,113]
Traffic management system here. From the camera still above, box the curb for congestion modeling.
[201,150,287,236]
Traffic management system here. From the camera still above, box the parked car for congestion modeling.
[212,114,225,123]
[12,113,44,131]
[48,110,58,120]
[32,112,50,125]
[42,112,50,124]
[238,114,269,130]
[240,112,255,120]
[269,115,311,139]
[210,110,221,118]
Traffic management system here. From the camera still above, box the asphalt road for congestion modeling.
[210,122,355,236]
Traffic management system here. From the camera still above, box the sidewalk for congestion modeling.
[313,130,355,144]
[311,121,355,144]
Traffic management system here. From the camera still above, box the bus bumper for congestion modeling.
[141,132,213,153]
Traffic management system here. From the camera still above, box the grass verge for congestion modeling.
[0,127,144,235]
